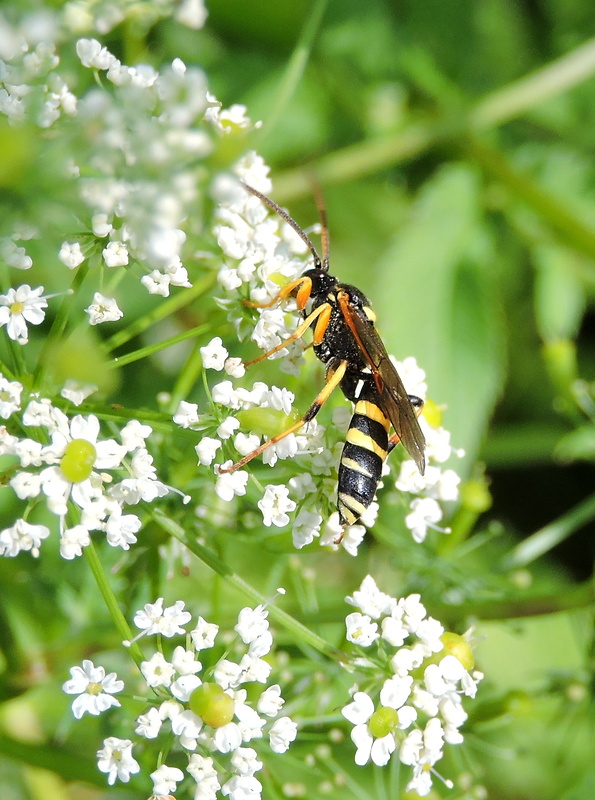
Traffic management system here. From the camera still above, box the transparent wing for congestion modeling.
[338,294,426,474]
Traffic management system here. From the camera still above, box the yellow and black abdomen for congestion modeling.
[337,397,390,527]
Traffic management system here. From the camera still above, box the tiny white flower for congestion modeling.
[405,497,443,543]
[102,241,129,267]
[224,357,245,377]
[135,706,162,739]
[256,684,284,717]
[258,484,296,527]
[234,432,260,455]
[173,400,200,428]
[96,737,140,785]
[141,651,176,688]
[175,0,209,29]
[0,519,50,557]
[105,508,141,549]
[200,336,228,370]
[92,213,113,237]
[190,617,219,650]
[141,269,171,296]
[268,716,297,753]
[346,575,395,619]
[212,381,242,409]
[171,645,202,676]
[196,436,222,466]
[345,612,379,646]
[292,508,322,549]
[133,597,193,637]
[120,419,152,451]
[215,463,249,501]
[188,753,221,798]
[221,775,263,800]
[76,38,119,70]
[217,416,241,439]
[59,241,85,268]
[150,764,184,797]
[235,605,269,644]
[63,659,124,718]
[60,379,98,406]
[60,524,90,559]
[0,284,48,345]
[0,375,23,418]
[85,292,123,325]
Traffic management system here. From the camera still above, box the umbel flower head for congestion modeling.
[1,390,169,559]
[341,576,483,796]
[63,597,297,799]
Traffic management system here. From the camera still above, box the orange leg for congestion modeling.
[218,359,348,474]
[245,302,331,366]
[244,275,312,310]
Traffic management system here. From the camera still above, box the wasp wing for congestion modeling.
[337,294,426,475]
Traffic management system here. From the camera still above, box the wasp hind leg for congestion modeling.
[387,395,424,454]
[218,359,348,475]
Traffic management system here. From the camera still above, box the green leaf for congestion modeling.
[371,163,506,466]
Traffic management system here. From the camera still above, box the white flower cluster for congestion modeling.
[341,576,483,796]
[63,597,297,798]
[1,15,259,321]
[392,361,464,543]
[0,383,169,558]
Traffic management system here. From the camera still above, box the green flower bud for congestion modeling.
[60,439,97,482]
[189,682,235,727]
[368,706,398,738]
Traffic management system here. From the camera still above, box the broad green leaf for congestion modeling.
[371,163,506,467]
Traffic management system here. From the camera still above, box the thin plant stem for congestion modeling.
[257,0,329,143]
[273,36,595,201]
[151,507,342,661]
[102,272,217,353]
[84,540,144,668]
[503,492,595,568]
[105,322,211,369]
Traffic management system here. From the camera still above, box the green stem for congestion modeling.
[257,0,329,143]
[33,264,89,389]
[470,36,595,130]
[105,322,211,369]
[102,272,217,353]
[151,507,341,661]
[273,36,595,201]
[168,340,204,414]
[503,492,595,569]
[468,138,595,263]
[431,581,594,621]
[84,540,144,668]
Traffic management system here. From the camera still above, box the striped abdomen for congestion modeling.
[337,398,390,526]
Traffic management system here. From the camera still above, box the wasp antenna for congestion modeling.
[310,180,330,271]
[239,181,323,269]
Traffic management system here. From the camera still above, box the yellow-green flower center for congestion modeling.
[368,706,399,738]
[189,682,235,727]
[60,439,97,482]
[440,632,474,670]
[10,301,25,315]
[88,681,102,695]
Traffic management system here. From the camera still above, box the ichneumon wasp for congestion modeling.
[219,182,426,537]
